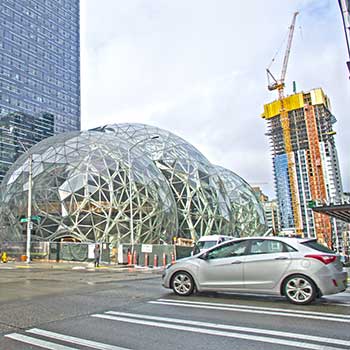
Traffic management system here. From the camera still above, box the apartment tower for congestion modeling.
[262,88,343,247]
[0,0,80,182]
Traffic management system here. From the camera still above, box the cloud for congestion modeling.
[81,0,349,197]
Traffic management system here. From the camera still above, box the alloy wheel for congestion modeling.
[172,272,194,296]
[284,275,316,305]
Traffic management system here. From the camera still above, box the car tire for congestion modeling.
[171,271,195,296]
[283,274,317,305]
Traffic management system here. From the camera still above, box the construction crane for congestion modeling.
[266,11,303,236]
[266,11,299,97]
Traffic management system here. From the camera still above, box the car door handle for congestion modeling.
[231,261,242,264]
[275,257,288,260]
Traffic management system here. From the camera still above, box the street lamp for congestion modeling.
[5,127,33,263]
[127,135,159,253]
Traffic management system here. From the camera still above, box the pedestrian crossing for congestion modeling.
[149,298,350,323]
[4,298,350,350]
[6,329,131,350]
[92,310,350,350]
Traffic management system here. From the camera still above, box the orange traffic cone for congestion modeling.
[133,251,137,265]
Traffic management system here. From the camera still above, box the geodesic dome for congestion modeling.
[0,131,178,243]
[92,123,233,241]
[216,166,267,236]
[0,123,267,244]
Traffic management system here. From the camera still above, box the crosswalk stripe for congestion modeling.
[149,300,350,323]
[157,298,350,319]
[27,328,131,350]
[5,333,77,350]
[105,311,350,347]
[91,313,345,350]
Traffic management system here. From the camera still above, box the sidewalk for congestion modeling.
[0,260,165,303]
[0,260,165,274]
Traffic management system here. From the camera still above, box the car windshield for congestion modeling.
[197,241,218,250]
[301,240,334,254]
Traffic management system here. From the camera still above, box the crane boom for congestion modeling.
[267,11,299,92]
[280,12,299,84]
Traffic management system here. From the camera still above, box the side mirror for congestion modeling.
[199,252,209,260]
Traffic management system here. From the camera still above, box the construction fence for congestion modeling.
[0,241,193,266]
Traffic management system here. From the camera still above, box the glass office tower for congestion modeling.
[0,0,80,181]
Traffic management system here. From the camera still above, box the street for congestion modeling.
[0,265,349,349]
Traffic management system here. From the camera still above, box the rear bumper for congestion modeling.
[317,271,348,296]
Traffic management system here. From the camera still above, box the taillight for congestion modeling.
[304,254,337,265]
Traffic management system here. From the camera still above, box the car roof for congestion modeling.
[197,235,233,242]
[224,236,316,246]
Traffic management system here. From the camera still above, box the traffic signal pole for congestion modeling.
[26,153,33,263]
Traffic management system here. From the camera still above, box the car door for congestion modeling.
[197,240,249,290]
[243,239,292,291]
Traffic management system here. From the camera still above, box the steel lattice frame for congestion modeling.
[216,166,268,237]
[0,131,177,243]
[0,123,267,243]
[93,123,233,241]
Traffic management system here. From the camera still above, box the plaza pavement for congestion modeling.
[0,259,163,272]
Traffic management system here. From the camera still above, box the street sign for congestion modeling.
[20,216,41,223]
[308,200,316,208]
[141,244,152,253]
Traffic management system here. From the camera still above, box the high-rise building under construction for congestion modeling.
[262,88,344,247]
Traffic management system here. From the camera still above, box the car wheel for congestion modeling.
[171,271,195,296]
[283,274,317,305]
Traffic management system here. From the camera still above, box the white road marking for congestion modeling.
[157,298,350,319]
[148,299,350,323]
[91,313,345,350]
[5,333,77,350]
[27,328,131,350]
[105,311,350,347]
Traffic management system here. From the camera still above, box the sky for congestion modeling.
[80,0,349,198]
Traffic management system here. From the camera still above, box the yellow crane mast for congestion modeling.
[266,12,303,235]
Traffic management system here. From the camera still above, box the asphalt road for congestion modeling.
[0,265,349,350]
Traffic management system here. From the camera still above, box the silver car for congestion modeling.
[162,237,348,305]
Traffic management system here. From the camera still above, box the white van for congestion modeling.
[192,235,233,255]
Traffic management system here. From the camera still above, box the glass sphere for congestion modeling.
[92,123,233,241]
[216,166,267,236]
[0,131,177,244]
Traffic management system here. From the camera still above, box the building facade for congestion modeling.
[252,187,280,235]
[0,111,54,182]
[262,88,344,247]
[262,199,280,235]
[0,0,80,181]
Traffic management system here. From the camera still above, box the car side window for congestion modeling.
[284,243,297,252]
[250,240,286,255]
[207,240,249,260]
